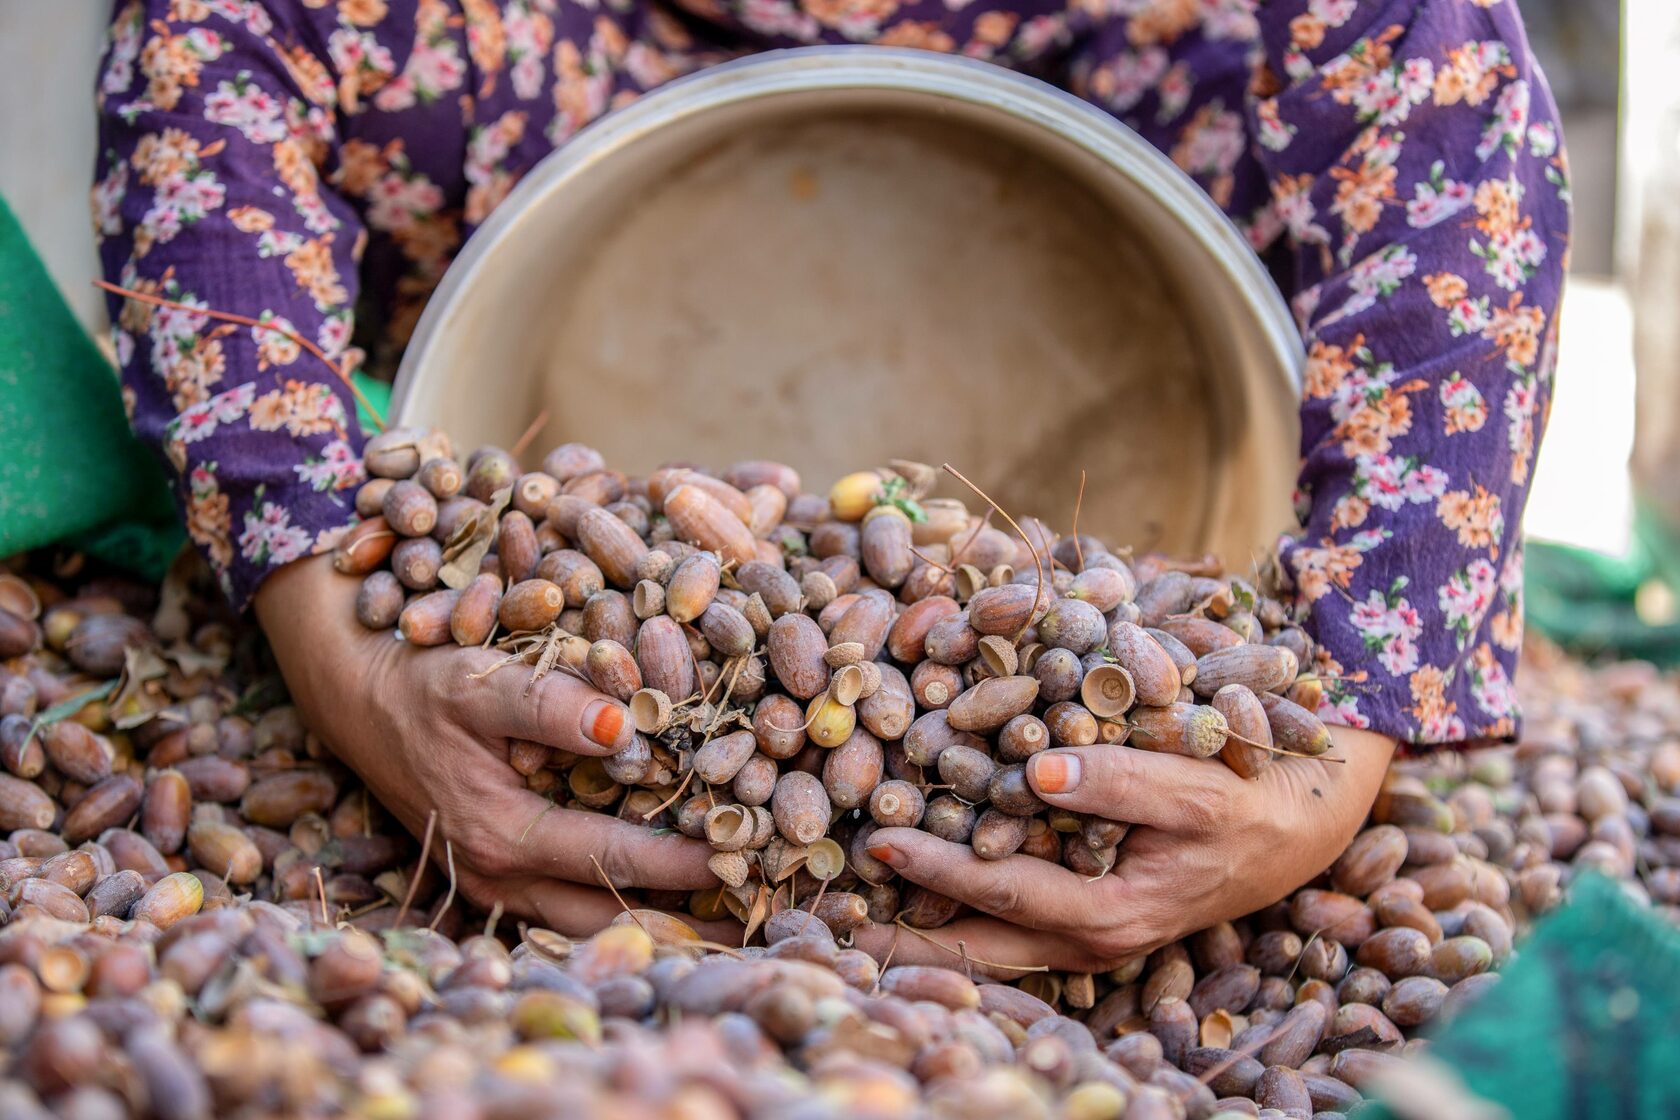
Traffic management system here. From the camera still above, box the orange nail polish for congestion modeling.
[867,842,907,869]
[1031,752,1079,794]
[584,700,625,748]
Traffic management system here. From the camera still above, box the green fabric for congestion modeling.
[0,194,389,580]
[0,195,182,579]
[1525,507,1680,664]
[1361,872,1680,1119]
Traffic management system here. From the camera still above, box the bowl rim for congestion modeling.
[393,45,1304,421]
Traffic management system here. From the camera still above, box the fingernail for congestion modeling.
[1031,752,1081,794]
[582,699,626,748]
[867,842,907,869]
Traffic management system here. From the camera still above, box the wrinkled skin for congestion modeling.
[263,553,1392,961]
[852,726,1397,974]
[256,555,735,938]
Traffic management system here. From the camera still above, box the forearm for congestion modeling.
[96,2,370,610]
[1250,0,1568,747]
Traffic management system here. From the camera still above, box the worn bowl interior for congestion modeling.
[394,50,1301,563]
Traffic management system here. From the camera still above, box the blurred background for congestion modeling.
[2,0,1673,657]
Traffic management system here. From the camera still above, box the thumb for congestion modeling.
[446,648,633,756]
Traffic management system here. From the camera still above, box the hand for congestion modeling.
[254,555,732,938]
[851,726,1396,975]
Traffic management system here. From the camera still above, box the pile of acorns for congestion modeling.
[340,432,1334,931]
[1,481,1679,1116]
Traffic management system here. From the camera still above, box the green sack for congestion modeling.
[1365,872,1680,1119]
[0,194,390,584]
[0,195,181,579]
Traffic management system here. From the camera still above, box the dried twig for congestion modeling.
[427,839,458,933]
[1070,470,1088,572]
[393,809,437,928]
[890,919,1050,973]
[943,464,1047,643]
[93,279,387,431]
[509,408,551,463]
[590,854,649,936]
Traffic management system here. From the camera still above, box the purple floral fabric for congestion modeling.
[93,0,1569,746]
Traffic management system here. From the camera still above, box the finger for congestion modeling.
[513,792,719,891]
[865,827,1111,931]
[450,649,633,756]
[516,879,744,944]
[1026,745,1238,832]
[849,917,1122,977]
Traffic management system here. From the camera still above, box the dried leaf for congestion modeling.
[438,485,513,589]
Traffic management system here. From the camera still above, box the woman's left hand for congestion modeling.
[851,726,1396,974]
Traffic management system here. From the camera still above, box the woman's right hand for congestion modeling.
[254,554,731,937]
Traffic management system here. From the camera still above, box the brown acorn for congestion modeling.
[355,571,404,630]
[586,640,643,703]
[398,589,460,646]
[1128,703,1229,759]
[1211,684,1273,779]
[450,573,503,646]
[946,676,1039,733]
[382,479,438,538]
[500,579,565,632]
[574,507,649,589]
[664,485,755,566]
[766,615,829,701]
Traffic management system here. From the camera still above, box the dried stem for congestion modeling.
[948,508,994,569]
[908,545,954,576]
[1071,470,1088,572]
[483,901,504,940]
[641,766,697,821]
[93,279,387,432]
[427,839,458,933]
[1224,728,1346,763]
[589,854,649,935]
[509,408,551,463]
[890,919,1050,973]
[393,809,437,928]
[942,464,1046,643]
[313,865,331,926]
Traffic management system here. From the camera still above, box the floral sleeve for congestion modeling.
[94,0,369,609]
[1251,1,1569,745]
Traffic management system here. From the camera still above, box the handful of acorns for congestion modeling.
[338,430,1334,930]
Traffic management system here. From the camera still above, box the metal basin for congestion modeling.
[393,47,1303,561]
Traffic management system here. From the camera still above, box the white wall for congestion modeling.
[0,4,115,337]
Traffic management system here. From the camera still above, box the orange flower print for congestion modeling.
[1439,373,1488,435]
[1434,40,1513,108]
[1303,335,1361,400]
[875,21,956,52]
[226,206,275,233]
[1437,485,1504,556]
[249,379,349,439]
[1484,293,1543,369]
[1329,143,1398,237]
[252,313,302,370]
[1288,530,1385,604]
[284,235,348,310]
[334,138,394,197]
[803,0,900,40]
[1408,665,1464,741]
[972,11,1018,48]
[339,0,388,26]
[272,139,320,200]
[1127,0,1197,48]
[184,463,233,570]
[139,21,226,111]
[1423,271,1467,309]
[463,0,508,88]
[1330,493,1370,532]
[1289,13,1325,51]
